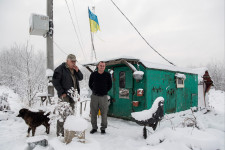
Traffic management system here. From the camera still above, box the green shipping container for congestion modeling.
[84,57,198,120]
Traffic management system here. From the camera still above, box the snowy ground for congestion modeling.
[0,86,224,150]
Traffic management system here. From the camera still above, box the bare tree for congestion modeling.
[207,60,225,91]
[0,43,46,107]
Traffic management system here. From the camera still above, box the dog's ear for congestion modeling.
[17,109,23,117]
[17,108,28,117]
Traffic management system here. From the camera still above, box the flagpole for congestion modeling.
[88,7,97,62]
[89,26,97,61]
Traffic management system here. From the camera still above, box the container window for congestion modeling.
[119,71,129,99]
[178,79,183,84]
[176,78,184,88]
[119,71,125,88]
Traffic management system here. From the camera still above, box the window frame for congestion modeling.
[176,78,185,88]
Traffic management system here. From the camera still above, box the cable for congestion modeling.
[110,0,176,66]
[71,0,88,60]
[71,0,84,47]
[64,0,87,60]
[53,39,83,65]
[53,40,68,55]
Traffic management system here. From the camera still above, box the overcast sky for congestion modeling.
[0,0,224,68]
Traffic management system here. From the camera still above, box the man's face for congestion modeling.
[66,59,76,69]
[98,62,105,72]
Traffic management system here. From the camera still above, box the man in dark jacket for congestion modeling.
[89,61,112,134]
[53,54,83,136]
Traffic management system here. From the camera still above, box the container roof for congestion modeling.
[82,56,139,66]
[82,56,197,74]
[141,60,197,74]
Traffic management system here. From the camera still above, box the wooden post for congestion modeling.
[64,130,85,144]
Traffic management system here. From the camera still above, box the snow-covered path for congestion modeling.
[0,108,224,150]
[0,87,224,150]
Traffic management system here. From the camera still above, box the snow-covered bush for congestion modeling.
[0,93,10,111]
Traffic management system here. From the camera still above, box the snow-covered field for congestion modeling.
[0,86,224,150]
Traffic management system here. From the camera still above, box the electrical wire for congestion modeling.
[110,0,176,66]
[64,0,87,60]
[71,0,85,47]
[53,40,68,55]
[71,0,89,60]
[53,39,83,65]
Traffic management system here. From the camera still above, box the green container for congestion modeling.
[85,58,198,120]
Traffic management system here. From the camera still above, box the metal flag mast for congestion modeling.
[88,6,97,62]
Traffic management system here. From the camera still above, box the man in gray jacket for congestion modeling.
[53,54,83,136]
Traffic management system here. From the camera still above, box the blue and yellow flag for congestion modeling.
[88,8,100,33]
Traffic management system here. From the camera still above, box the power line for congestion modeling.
[52,40,68,55]
[110,0,176,66]
[71,0,84,46]
[53,39,83,65]
[71,0,88,60]
[64,0,87,60]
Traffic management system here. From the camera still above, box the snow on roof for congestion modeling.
[131,97,164,121]
[82,56,197,74]
[140,60,197,74]
[175,73,186,79]
[64,116,88,131]
[133,71,144,75]
[127,62,137,71]
[82,56,139,66]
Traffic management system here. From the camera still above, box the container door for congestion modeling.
[166,88,176,113]
[113,66,133,119]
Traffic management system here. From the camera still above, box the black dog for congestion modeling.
[17,108,50,137]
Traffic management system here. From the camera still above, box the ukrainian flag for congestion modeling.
[88,8,100,33]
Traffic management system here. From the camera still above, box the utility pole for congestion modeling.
[47,0,54,97]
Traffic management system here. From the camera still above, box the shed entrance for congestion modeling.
[111,66,133,119]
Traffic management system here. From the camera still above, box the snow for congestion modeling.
[26,135,48,143]
[133,71,144,75]
[64,116,88,131]
[0,111,9,121]
[133,71,144,80]
[192,67,208,83]
[83,56,138,66]
[208,89,225,114]
[137,89,143,95]
[131,97,164,121]
[0,86,224,150]
[127,62,137,71]
[36,92,52,97]
[83,56,197,75]
[175,73,186,79]
[141,60,197,74]
[46,69,53,77]
[0,86,22,112]
[145,127,220,150]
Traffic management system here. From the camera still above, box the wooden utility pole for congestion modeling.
[47,0,54,97]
